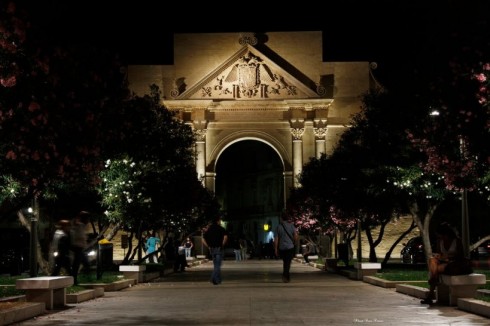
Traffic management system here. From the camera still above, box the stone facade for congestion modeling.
[128,31,371,196]
[125,31,417,254]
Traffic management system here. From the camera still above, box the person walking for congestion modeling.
[146,231,161,263]
[203,216,228,285]
[173,239,187,272]
[232,237,242,262]
[51,220,72,276]
[183,237,194,258]
[240,238,248,260]
[70,211,91,285]
[274,213,298,283]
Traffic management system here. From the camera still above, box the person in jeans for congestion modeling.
[51,220,72,276]
[183,237,194,258]
[70,211,91,285]
[203,216,228,285]
[274,213,298,283]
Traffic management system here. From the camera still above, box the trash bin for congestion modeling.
[99,243,113,268]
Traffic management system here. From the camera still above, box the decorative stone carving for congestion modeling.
[316,83,326,96]
[194,129,207,141]
[170,87,180,98]
[225,52,273,98]
[214,76,232,95]
[182,48,320,100]
[201,86,212,97]
[171,78,187,98]
[269,74,297,96]
[290,128,305,140]
[313,127,328,139]
[238,33,258,46]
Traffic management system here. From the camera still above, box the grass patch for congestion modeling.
[0,276,22,285]
[0,286,25,297]
[77,272,123,284]
[375,268,490,282]
[476,295,490,303]
[67,285,88,294]
[375,269,428,281]
[0,272,124,297]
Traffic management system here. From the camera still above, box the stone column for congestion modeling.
[205,172,216,193]
[291,128,305,188]
[194,129,207,186]
[314,127,327,158]
[283,171,293,207]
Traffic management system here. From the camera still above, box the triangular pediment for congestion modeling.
[176,45,320,100]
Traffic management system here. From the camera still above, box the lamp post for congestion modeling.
[356,219,362,262]
[459,137,470,258]
[29,199,39,277]
[430,110,471,258]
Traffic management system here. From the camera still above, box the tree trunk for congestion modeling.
[17,210,50,275]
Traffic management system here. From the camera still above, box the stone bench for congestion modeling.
[16,276,74,310]
[119,265,146,284]
[354,262,381,280]
[307,255,318,261]
[437,273,486,306]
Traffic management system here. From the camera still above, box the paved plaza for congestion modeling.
[14,259,490,325]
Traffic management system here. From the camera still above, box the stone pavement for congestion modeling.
[14,259,490,325]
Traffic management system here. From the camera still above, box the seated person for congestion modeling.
[421,222,473,304]
[301,239,316,263]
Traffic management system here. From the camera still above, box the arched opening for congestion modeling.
[215,139,284,258]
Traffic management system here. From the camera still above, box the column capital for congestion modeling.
[194,129,207,141]
[290,128,305,140]
[313,127,328,139]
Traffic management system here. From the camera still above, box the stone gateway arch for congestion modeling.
[128,31,371,245]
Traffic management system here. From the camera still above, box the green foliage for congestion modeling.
[384,165,448,202]
[375,269,490,284]
[0,2,128,216]
[375,269,428,281]
[77,272,122,284]
[0,286,24,298]
[143,263,166,273]
[96,87,218,235]
[66,285,88,294]
[0,273,126,297]
[0,275,21,285]
[0,4,219,236]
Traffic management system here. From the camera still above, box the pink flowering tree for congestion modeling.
[0,2,129,218]
[403,59,490,250]
[407,63,490,193]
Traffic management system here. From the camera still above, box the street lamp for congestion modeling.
[356,219,362,262]
[459,137,470,258]
[28,200,38,277]
[263,223,270,231]
[430,109,470,258]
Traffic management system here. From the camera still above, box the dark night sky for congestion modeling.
[23,0,489,81]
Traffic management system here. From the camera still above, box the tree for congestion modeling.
[97,87,220,264]
[1,3,220,270]
[0,2,128,216]
[0,2,130,274]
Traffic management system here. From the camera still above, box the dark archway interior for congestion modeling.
[215,140,284,243]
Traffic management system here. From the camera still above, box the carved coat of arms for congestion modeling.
[226,52,273,98]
